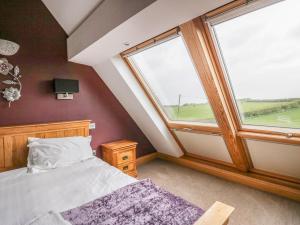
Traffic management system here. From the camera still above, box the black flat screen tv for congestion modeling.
[53,79,79,93]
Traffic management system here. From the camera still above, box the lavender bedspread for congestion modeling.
[61,179,204,225]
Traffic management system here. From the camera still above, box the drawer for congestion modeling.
[117,162,136,172]
[116,150,135,164]
[126,170,138,178]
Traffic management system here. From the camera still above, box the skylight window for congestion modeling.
[209,0,300,129]
[127,35,216,124]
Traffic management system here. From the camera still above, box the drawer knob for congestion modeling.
[123,165,128,170]
[122,155,128,160]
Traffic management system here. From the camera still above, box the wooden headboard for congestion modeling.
[0,120,90,172]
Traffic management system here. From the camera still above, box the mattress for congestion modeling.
[0,157,136,225]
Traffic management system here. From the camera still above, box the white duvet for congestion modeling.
[0,157,136,225]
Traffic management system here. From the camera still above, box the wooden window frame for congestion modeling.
[122,29,227,167]
[121,0,300,173]
[121,28,222,135]
[121,25,250,171]
[120,0,300,190]
[179,19,250,172]
[202,0,300,145]
[122,28,249,170]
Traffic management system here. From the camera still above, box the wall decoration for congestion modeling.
[0,39,20,56]
[0,39,21,107]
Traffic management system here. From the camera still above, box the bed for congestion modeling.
[0,120,234,225]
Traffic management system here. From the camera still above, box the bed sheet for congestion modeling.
[0,157,136,225]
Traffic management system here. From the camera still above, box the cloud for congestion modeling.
[131,36,208,105]
[214,0,300,99]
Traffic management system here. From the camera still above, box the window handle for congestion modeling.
[183,128,193,131]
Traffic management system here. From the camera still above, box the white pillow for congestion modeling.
[27,136,93,173]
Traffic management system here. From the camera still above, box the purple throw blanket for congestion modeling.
[61,179,204,225]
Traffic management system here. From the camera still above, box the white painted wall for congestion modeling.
[68,0,156,59]
[94,56,183,157]
[175,131,233,163]
[247,140,300,178]
[42,0,103,35]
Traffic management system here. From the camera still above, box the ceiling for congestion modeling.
[42,0,103,35]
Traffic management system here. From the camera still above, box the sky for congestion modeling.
[131,0,300,105]
[131,36,208,105]
[214,0,300,100]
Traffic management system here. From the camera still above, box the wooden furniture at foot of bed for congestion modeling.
[194,201,234,225]
[102,140,138,177]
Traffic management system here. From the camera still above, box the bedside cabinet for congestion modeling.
[101,140,138,177]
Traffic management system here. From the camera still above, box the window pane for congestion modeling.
[213,0,300,129]
[128,36,216,124]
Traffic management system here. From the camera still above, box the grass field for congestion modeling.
[243,107,300,128]
[164,99,300,128]
[237,101,293,113]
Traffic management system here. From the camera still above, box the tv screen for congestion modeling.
[53,79,79,93]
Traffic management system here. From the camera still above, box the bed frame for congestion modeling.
[0,120,234,225]
[0,120,90,172]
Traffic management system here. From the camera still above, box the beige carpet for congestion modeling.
[137,159,300,225]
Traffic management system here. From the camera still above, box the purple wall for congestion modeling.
[0,0,155,157]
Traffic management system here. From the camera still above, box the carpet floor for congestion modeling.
[138,159,300,225]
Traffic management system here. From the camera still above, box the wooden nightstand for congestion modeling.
[102,140,138,177]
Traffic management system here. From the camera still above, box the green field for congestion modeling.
[164,99,300,128]
[237,101,293,113]
[243,107,300,128]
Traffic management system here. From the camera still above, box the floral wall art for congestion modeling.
[0,39,22,107]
